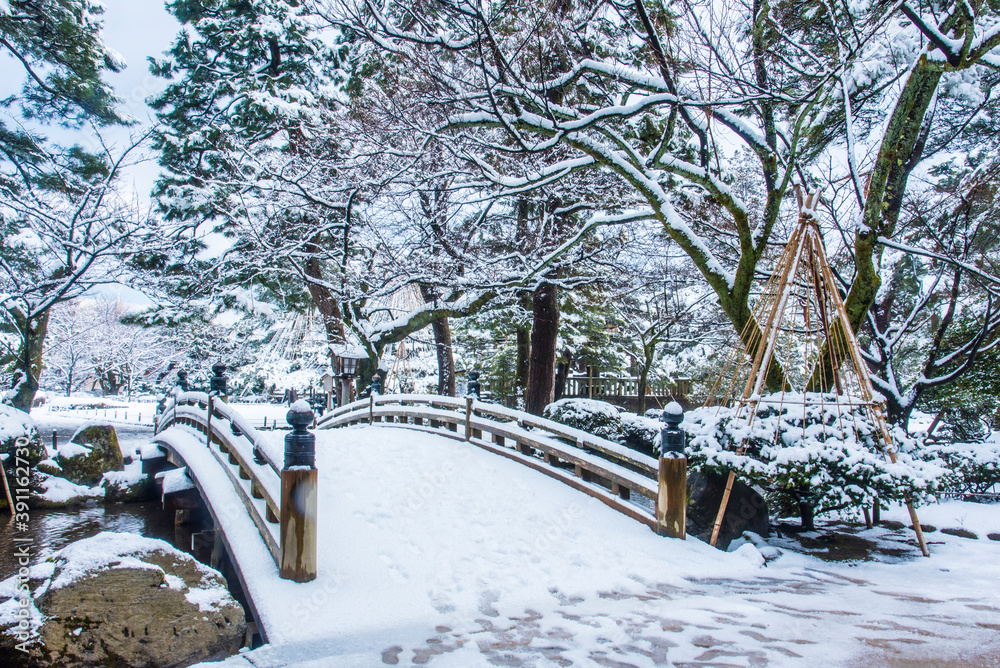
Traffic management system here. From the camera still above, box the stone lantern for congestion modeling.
[331,346,366,407]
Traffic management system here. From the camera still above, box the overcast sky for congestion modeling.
[98,0,182,202]
[0,2,183,303]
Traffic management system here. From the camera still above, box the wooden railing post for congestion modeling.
[656,402,687,539]
[206,394,213,449]
[465,396,473,440]
[280,402,318,582]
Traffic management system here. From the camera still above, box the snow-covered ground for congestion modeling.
[171,424,1000,668]
[33,396,300,430]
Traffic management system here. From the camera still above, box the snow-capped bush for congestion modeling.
[543,399,623,441]
[621,413,661,456]
[922,440,1000,495]
[682,393,949,525]
[0,403,43,465]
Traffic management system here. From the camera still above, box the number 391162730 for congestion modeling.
[11,435,32,519]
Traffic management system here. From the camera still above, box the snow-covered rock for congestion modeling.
[53,424,124,486]
[0,404,44,467]
[0,532,246,667]
[103,458,156,503]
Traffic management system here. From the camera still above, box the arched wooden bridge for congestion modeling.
[143,392,678,645]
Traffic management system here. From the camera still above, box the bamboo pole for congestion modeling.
[708,190,930,557]
[710,211,811,547]
[0,454,15,517]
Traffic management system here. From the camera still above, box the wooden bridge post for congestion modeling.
[465,396,473,440]
[656,402,687,539]
[280,402,318,582]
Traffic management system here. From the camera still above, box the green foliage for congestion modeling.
[0,0,125,195]
[922,441,1000,495]
[151,0,337,220]
[682,395,950,524]
[620,412,659,457]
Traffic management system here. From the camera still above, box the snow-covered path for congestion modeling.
[193,424,1000,667]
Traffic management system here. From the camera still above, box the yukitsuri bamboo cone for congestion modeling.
[708,188,929,557]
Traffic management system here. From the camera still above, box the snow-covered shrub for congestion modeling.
[682,393,949,527]
[621,412,661,456]
[922,440,1000,495]
[543,399,623,441]
[932,408,989,444]
[0,404,46,510]
[0,403,43,465]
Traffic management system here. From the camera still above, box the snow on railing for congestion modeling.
[150,392,317,581]
[318,393,670,534]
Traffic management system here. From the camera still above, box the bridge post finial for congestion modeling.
[656,402,687,539]
[176,370,189,393]
[280,401,318,582]
[466,370,481,400]
[210,362,228,402]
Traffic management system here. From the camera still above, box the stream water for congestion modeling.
[0,502,182,580]
[1,420,185,580]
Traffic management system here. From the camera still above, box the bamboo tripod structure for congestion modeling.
[706,188,929,557]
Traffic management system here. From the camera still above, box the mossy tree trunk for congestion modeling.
[8,309,50,413]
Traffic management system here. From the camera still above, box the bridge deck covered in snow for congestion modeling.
[144,399,1000,667]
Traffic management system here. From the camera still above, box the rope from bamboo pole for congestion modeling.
[813,213,930,557]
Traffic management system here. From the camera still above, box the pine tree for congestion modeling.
[1,0,133,412]
[0,0,125,194]
[149,0,352,343]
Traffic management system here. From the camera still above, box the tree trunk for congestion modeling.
[843,62,943,333]
[798,498,815,531]
[637,358,651,416]
[10,310,50,413]
[512,292,532,409]
[304,234,346,345]
[431,316,455,396]
[418,284,456,396]
[526,283,559,415]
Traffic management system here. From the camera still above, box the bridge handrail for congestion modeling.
[318,393,658,476]
[159,391,282,473]
[152,391,285,567]
[317,393,666,532]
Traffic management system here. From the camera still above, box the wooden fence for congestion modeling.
[561,376,689,400]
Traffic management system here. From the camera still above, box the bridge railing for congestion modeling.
[152,391,316,582]
[318,393,668,533]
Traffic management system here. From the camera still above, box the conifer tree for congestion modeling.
[1,0,134,412]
